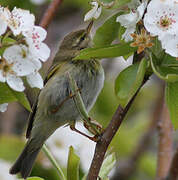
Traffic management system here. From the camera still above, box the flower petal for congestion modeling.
[23,25,47,42]
[116,12,138,28]
[6,74,25,92]
[161,33,178,57]
[122,26,136,42]
[3,45,37,76]
[0,19,7,35]
[137,0,147,19]
[84,2,100,21]
[12,59,36,76]
[9,7,35,35]
[143,0,178,37]
[116,1,147,42]
[31,59,42,71]
[94,6,102,19]
[27,41,51,62]
[0,103,8,112]
[26,72,43,89]
[0,70,6,82]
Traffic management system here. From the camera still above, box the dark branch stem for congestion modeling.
[166,147,178,180]
[40,0,63,29]
[87,77,149,180]
[111,83,164,180]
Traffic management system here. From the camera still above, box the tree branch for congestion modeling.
[87,77,149,180]
[166,147,178,180]
[111,83,164,180]
[156,101,173,180]
[40,0,63,29]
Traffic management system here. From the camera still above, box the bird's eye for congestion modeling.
[80,35,85,41]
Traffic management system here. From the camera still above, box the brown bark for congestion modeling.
[111,84,164,180]
[87,77,148,180]
[166,147,178,180]
[156,102,173,180]
[40,0,63,29]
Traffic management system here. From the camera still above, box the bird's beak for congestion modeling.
[86,20,93,35]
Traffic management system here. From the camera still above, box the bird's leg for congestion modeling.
[50,89,80,114]
[67,73,103,136]
[83,118,103,135]
[69,121,100,142]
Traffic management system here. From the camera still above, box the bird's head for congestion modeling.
[60,21,93,51]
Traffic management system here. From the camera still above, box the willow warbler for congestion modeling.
[10,22,104,179]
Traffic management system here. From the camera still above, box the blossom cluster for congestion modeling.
[85,0,178,57]
[0,6,50,112]
[144,0,178,57]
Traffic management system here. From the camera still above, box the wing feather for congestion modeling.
[26,62,66,138]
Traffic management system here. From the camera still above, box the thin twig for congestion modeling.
[111,83,164,180]
[40,0,63,29]
[42,144,66,180]
[87,76,149,180]
[156,101,173,180]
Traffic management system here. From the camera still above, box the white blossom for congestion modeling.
[161,33,178,57]
[26,72,44,89]
[116,1,147,42]
[144,0,178,39]
[0,103,8,112]
[0,6,50,94]
[0,44,39,92]
[8,7,35,36]
[3,45,38,76]
[0,7,10,35]
[24,26,50,62]
[0,57,25,92]
[128,0,142,9]
[84,1,102,21]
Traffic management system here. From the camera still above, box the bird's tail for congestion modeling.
[9,139,42,179]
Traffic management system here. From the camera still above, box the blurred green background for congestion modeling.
[0,0,164,179]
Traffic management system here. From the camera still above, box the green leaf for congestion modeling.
[166,82,178,129]
[74,42,137,60]
[0,82,31,111]
[19,177,44,180]
[162,54,178,67]
[151,54,178,82]
[2,37,16,46]
[115,58,147,108]
[11,90,32,112]
[0,82,17,103]
[118,25,126,42]
[150,37,164,59]
[122,51,134,60]
[0,47,6,56]
[67,146,80,180]
[99,153,116,179]
[100,0,114,3]
[81,174,87,180]
[93,12,122,47]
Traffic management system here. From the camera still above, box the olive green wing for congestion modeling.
[26,62,67,138]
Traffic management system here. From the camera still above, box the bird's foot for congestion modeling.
[70,124,100,142]
[83,118,103,136]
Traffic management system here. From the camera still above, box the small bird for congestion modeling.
[9,22,104,179]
